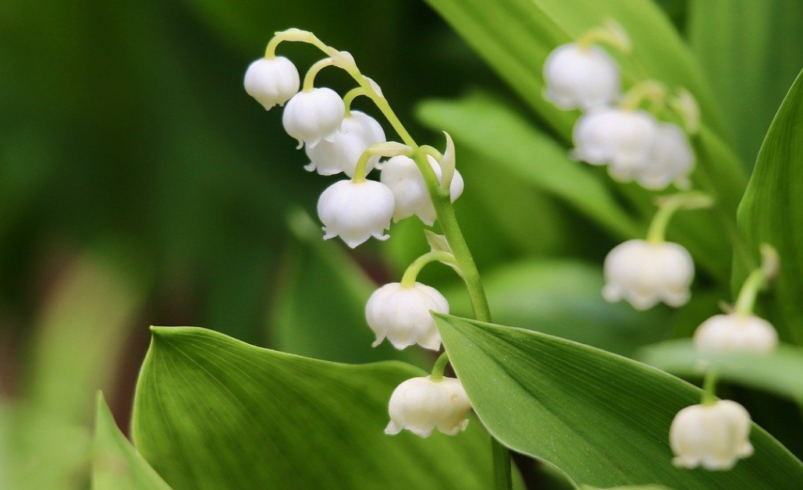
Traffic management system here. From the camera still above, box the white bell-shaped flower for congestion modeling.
[243,57,300,110]
[693,313,778,354]
[572,107,657,182]
[385,376,472,438]
[603,239,694,310]
[365,282,448,351]
[304,111,385,177]
[543,43,621,110]
[317,180,395,248]
[670,400,753,470]
[380,155,464,226]
[283,87,345,148]
[637,122,695,190]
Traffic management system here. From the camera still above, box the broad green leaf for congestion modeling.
[422,0,748,281]
[736,70,803,344]
[92,393,171,490]
[417,92,641,238]
[688,0,803,166]
[638,340,803,404]
[132,327,498,490]
[434,314,803,489]
[582,486,673,490]
[270,210,423,366]
[444,259,669,357]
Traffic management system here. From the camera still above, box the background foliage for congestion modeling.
[1,0,802,488]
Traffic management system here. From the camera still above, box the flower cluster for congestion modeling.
[244,31,464,249]
[544,23,697,190]
[245,29,471,439]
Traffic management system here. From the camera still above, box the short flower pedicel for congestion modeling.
[385,376,471,438]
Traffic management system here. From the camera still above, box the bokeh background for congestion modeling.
[2,0,803,488]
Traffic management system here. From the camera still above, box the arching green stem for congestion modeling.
[343,87,369,116]
[302,58,335,92]
[647,192,714,244]
[401,252,459,288]
[734,244,779,316]
[620,80,667,111]
[701,369,719,406]
[430,352,450,382]
[576,19,631,52]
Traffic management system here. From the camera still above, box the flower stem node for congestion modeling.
[283,87,346,148]
[317,180,395,248]
[572,107,657,183]
[380,155,464,226]
[543,43,621,111]
[385,376,472,438]
[603,239,694,310]
[304,111,386,177]
[693,314,778,354]
[638,123,695,190]
[244,57,300,110]
[365,282,448,351]
[670,400,754,470]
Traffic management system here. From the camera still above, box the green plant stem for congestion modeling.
[401,251,458,287]
[430,352,450,381]
[302,58,335,92]
[701,369,719,406]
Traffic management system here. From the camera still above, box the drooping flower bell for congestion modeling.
[283,87,346,148]
[317,179,395,248]
[365,281,448,351]
[693,313,778,354]
[572,107,658,182]
[380,155,464,226]
[244,56,300,110]
[670,400,754,470]
[385,376,472,438]
[543,43,621,110]
[637,122,695,190]
[602,239,694,310]
[305,111,385,177]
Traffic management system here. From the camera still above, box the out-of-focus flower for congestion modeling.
[638,122,695,190]
[670,400,753,470]
[543,44,621,110]
[693,313,778,354]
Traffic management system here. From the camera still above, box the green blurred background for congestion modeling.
[2,0,803,488]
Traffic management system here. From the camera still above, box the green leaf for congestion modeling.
[417,92,641,238]
[688,0,803,166]
[736,70,803,344]
[434,314,803,489]
[581,486,674,490]
[638,339,803,404]
[270,210,423,366]
[92,393,171,490]
[132,327,498,490]
[444,259,670,357]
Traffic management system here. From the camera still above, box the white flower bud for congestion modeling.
[385,376,471,438]
[543,43,621,110]
[670,400,753,470]
[637,123,695,190]
[365,282,448,351]
[244,57,300,110]
[603,239,694,310]
[380,155,464,226]
[304,111,385,177]
[693,313,778,354]
[317,180,395,248]
[283,88,345,148]
[572,107,657,182]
